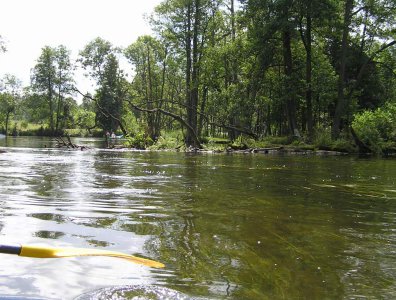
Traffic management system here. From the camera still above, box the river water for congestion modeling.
[0,137,395,299]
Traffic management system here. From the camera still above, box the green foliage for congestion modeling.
[6,122,43,136]
[313,126,333,149]
[149,136,179,150]
[124,132,154,150]
[30,45,74,134]
[229,135,249,150]
[80,39,126,132]
[352,103,396,153]
[95,54,127,131]
[64,128,94,137]
[81,93,96,111]
[312,126,355,152]
[331,137,356,153]
[124,35,167,140]
[148,130,185,150]
[75,108,96,130]
[0,74,22,135]
[79,37,112,83]
[20,92,49,123]
[2,0,396,146]
[7,123,53,136]
[0,93,15,115]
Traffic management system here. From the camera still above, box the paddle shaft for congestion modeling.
[0,244,22,255]
[0,244,165,268]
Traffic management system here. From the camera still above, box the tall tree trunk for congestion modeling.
[267,104,272,136]
[185,1,194,146]
[48,78,54,136]
[282,27,300,137]
[198,86,207,136]
[55,95,61,133]
[332,0,354,139]
[154,48,168,139]
[146,45,155,140]
[305,3,313,140]
[56,73,62,134]
[191,0,200,141]
[230,0,237,83]
[5,111,10,137]
[186,0,200,147]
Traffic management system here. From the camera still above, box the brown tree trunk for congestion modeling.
[186,0,201,147]
[48,77,54,136]
[5,111,10,137]
[332,0,354,139]
[282,27,300,137]
[146,44,155,140]
[55,70,63,134]
[305,3,313,140]
[198,86,207,136]
[230,0,237,83]
[185,1,194,146]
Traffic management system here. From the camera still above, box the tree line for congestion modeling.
[1,0,395,150]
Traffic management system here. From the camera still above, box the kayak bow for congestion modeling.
[0,244,164,268]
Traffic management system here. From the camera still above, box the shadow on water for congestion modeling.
[142,155,396,299]
[0,139,396,299]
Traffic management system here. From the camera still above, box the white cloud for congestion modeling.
[0,0,161,95]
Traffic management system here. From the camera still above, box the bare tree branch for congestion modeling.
[348,40,396,99]
[125,98,202,148]
[138,98,258,139]
[72,87,128,136]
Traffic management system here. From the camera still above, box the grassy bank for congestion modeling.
[1,122,104,137]
[147,129,358,154]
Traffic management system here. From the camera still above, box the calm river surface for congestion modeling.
[0,137,396,299]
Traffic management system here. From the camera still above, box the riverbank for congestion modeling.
[151,138,395,156]
[145,134,359,156]
[2,127,395,156]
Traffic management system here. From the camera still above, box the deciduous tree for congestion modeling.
[0,74,22,136]
[31,46,74,135]
[80,38,127,133]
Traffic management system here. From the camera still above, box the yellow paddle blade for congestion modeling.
[19,245,165,268]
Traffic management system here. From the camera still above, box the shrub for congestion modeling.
[331,138,356,153]
[149,136,179,150]
[124,131,153,150]
[352,103,396,153]
[313,126,332,149]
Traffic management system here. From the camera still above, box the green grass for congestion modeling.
[148,130,184,150]
[2,121,104,137]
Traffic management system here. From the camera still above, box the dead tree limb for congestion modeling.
[143,98,258,140]
[347,40,396,100]
[54,135,89,150]
[73,88,128,137]
[73,86,256,147]
[125,98,202,148]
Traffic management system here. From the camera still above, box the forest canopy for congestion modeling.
[1,0,395,153]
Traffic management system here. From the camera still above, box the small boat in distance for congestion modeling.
[110,134,124,139]
[106,131,124,139]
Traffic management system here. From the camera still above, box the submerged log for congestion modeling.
[253,147,283,153]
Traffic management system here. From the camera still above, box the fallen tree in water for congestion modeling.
[54,136,89,150]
